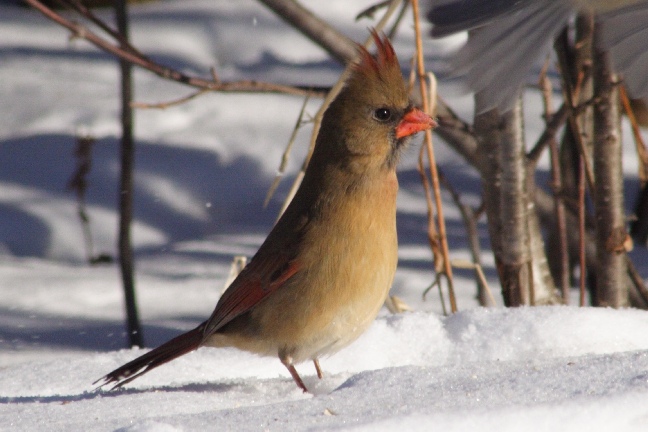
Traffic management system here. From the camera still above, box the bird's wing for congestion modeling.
[201,248,300,338]
[429,0,573,113]
[428,0,534,37]
[600,3,648,98]
[461,1,573,112]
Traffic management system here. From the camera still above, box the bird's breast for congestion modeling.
[260,171,399,360]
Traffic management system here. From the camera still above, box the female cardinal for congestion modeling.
[95,31,436,393]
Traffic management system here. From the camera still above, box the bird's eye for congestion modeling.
[373,108,392,122]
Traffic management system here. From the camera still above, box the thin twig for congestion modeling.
[131,89,211,109]
[451,259,496,307]
[417,139,441,268]
[264,95,310,209]
[626,256,648,306]
[412,0,457,312]
[578,151,587,306]
[222,256,248,293]
[422,279,448,316]
[356,0,391,21]
[526,103,568,166]
[387,1,410,40]
[619,85,648,185]
[384,295,412,313]
[538,64,570,303]
[438,169,493,307]
[54,0,145,57]
[566,99,595,194]
[356,0,410,48]
[555,27,596,195]
[67,134,95,264]
[415,78,442,277]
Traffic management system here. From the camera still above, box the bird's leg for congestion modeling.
[280,353,308,392]
[313,359,323,379]
[285,363,308,392]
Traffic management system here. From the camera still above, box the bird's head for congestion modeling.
[319,30,437,173]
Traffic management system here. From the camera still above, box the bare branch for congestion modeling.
[54,0,144,57]
[619,85,648,184]
[526,103,568,166]
[438,169,494,307]
[23,0,326,98]
[131,89,211,110]
[626,256,648,307]
[264,96,311,209]
[68,134,97,264]
[538,66,570,303]
[434,102,478,166]
[578,156,588,306]
[451,259,497,307]
[356,1,392,21]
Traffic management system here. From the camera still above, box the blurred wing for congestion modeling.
[428,0,534,37]
[201,251,300,338]
[431,0,574,112]
[601,3,648,98]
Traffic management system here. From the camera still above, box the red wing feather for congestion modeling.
[201,255,300,338]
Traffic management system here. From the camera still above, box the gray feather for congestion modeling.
[601,3,648,97]
[428,0,534,37]
[427,0,648,112]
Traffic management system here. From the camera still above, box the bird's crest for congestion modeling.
[353,30,400,79]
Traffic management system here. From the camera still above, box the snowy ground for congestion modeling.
[2,1,648,431]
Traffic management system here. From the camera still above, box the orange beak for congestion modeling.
[395,108,437,139]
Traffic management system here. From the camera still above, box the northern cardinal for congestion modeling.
[95,31,436,393]
[427,0,648,112]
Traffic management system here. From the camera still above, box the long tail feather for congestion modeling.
[94,323,205,390]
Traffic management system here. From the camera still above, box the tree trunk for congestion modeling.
[592,20,628,307]
[475,96,558,306]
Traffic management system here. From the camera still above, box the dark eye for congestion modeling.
[373,108,392,122]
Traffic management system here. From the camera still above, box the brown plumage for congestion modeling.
[95,30,436,393]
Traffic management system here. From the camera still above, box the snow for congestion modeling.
[1,1,648,431]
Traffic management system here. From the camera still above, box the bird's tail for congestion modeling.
[94,323,206,390]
